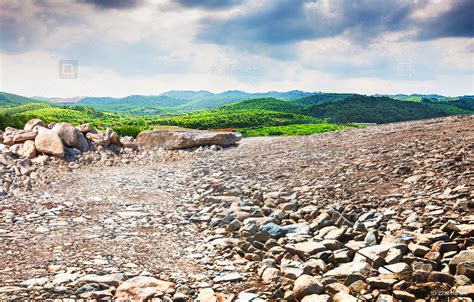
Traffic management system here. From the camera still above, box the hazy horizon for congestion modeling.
[3,89,473,100]
[1,0,473,97]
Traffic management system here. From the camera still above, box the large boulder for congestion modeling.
[34,128,64,157]
[136,130,242,149]
[24,119,46,131]
[52,123,88,151]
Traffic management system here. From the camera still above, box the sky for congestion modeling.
[0,0,473,97]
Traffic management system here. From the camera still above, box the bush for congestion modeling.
[113,125,149,137]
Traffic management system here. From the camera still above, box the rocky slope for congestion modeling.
[0,115,472,301]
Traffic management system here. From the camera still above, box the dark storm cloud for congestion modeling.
[199,0,313,46]
[417,0,474,40]
[198,0,474,49]
[77,0,140,9]
[175,0,243,9]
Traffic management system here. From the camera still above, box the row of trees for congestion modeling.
[151,109,321,129]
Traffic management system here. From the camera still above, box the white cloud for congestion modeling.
[0,0,472,97]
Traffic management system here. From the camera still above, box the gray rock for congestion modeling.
[292,275,324,299]
[213,272,244,283]
[20,277,49,287]
[324,261,371,278]
[136,130,242,149]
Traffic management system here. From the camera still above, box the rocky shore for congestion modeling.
[0,115,472,301]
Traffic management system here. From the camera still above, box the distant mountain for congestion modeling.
[0,92,49,107]
[72,90,314,113]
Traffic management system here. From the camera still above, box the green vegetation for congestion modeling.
[0,92,49,107]
[302,95,473,124]
[293,93,355,106]
[221,97,306,113]
[0,96,150,137]
[74,90,313,114]
[1,91,472,139]
[238,123,357,137]
[151,109,320,130]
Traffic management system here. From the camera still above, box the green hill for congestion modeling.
[220,97,306,113]
[0,92,49,107]
[303,95,473,123]
[151,109,319,130]
[75,90,313,114]
[293,93,355,106]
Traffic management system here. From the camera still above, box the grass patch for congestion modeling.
[237,123,360,137]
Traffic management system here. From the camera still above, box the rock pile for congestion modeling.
[1,120,137,159]
[0,119,241,197]
[181,115,473,301]
[0,115,472,301]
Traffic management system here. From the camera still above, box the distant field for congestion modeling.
[237,123,360,137]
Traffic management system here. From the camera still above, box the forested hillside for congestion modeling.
[221,97,306,113]
[1,91,472,137]
[302,95,473,123]
[70,90,313,114]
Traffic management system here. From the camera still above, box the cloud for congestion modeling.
[0,0,85,54]
[416,0,474,40]
[198,0,417,48]
[198,0,474,52]
[0,0,473,97]
[77,0,141,9]
[175,0,243,10]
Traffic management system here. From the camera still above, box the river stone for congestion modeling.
[114,276,175,300]
[286,241,327,258]
[261,267,282,283]
[324,261,371,278]
[136,130,242,149]
[456,262,474,278]
[20,277,49,287]
[78,273,124,287]
[449,251,474,268]
[301,294,331,302]
[292,275,324,299]
[353,244,408,262]
[260,223,287,238]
